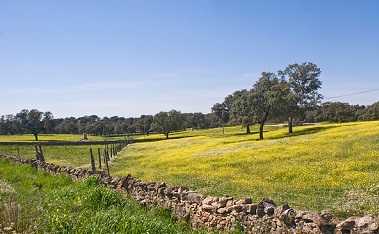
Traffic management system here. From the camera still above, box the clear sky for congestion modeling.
[1,0,378,118]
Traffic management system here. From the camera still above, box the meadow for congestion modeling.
[0,121,378,218]
[110,121,379,218]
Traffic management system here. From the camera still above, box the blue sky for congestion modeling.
[1,1,378,118]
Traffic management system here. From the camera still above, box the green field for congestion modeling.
[0,134,127,168]
[1,121,378,218]
[0,159,219,233]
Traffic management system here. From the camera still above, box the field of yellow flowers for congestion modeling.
[110,121,379,217]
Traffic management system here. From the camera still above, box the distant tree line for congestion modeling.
[0,109,219,140]
[1,62,378,140]
[305,101,379,123]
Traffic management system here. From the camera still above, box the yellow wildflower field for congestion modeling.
[110,121,379,217]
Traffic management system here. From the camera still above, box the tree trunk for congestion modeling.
[165,132,169,139]
[259,122,265,140]
[288,117,293,135]
[34,133,39,141]
[222,122,225,135]
[246,125,250,134]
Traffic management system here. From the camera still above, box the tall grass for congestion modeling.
[0,159,225,233]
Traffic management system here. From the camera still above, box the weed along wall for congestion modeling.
[1,154,379,234]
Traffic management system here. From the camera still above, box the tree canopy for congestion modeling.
[279,62,322,134]
[152,110,186,138]
[16,109,49,140]
[250,72,288,139]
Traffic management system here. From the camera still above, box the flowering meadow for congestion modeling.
[110,121,379,217]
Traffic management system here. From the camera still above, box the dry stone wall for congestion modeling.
[1,154,378,234]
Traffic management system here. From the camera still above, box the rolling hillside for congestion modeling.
[109,121,379,217]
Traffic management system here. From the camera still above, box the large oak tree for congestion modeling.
[152,110,185,139]
[279,62,322,134]
[16,109,47,140]
[250,72,288,140]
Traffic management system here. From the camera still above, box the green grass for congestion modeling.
[0,133,128,142]
[0,159,225,233]
[0,144,108,168]
[0,134,98,142]
[0,134,127,168]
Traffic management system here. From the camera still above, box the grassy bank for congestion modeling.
[0,159,222,233]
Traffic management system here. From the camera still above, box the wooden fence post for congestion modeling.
[97,148,102,169]
[34,145,45,162]
[34,145,39,160]
[90,148,96,172]
[104,148,110,176]
[38,145,45,162]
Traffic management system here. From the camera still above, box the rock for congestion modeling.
[275,204,291,216]
[245,204,258,214]
[315,210,339,233]
[357,214,379,232]
[164,187,173,195]
[231,205,243,212]
[301,211,317,223]
[316,210,339,226]
[157,182,166,188]
[281,208,296,226]
[257,197,276,217]
[368,216,379,232]
[226,199,234,207]
[178,186,189,194]
[202,204,215,213]
[236,197,253,205]
[217,207,227,214]
[202,196,215,205]
[260,197,277,206]
[188,193,203,204]
[336,217,357,231]
[265,206,275,216]
[147,183,156,191]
